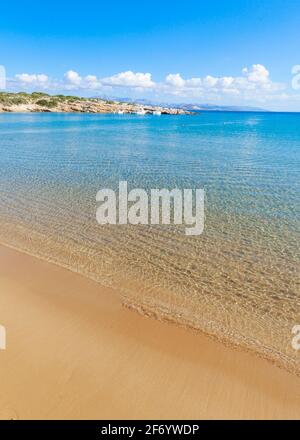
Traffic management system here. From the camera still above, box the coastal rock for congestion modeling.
[0,92,192,115]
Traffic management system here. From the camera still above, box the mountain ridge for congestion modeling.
[97,96,270,112]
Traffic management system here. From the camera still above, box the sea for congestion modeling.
[0,111,299,373]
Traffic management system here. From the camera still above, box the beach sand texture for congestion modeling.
[0,245,299,420]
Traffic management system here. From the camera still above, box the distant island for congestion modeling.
[175,103,269,112]
[0,92,191,115]
[110,97,269,113]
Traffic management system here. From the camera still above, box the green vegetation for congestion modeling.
[0,92,101,108]
[31,92,50,98]
[48,99,59,108]
[0,91,67,108]
[0,93,27,105]
[65,95,86,102]
[55,94,69,101]
[10,97,27,105]
[0,92,13,104]
[16,92,30,97]
[36,98,58,108]
[0,92,130,113]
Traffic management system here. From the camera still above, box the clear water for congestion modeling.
[0,112,299,373]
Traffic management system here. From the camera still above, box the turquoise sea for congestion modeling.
[0,112,299,373]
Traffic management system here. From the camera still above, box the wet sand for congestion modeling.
[0,244,299,419]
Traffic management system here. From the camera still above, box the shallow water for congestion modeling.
[0,112,299,373]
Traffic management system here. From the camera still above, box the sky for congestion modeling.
[1,0,300,110]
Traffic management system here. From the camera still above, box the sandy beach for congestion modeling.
[0,244,299,419]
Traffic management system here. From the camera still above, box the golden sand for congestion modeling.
[0,244,299,420]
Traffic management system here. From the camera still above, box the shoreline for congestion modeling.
[1,219,298,378]
[0,244,299,419]
[0,110,190,114]
[0,92,191,114]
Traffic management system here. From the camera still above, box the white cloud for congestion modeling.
[219,76,235,87]
[203,75,218,87]
[64,70,82,86]
[15,73,49,86]
[61,70,155,90]
[242,64,269,83]
[85,75,97,82]
[165,73,185,88]
[185,77,202,87]
[161,64,283,100]
[11,65,288,106]
[84,75,102,89]
[102,71,155,88]
[64,71,103,89]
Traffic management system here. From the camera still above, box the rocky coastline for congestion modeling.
[0,92,192,115]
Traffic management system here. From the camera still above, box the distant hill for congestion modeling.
[96,96,269,112]
[174,103,270,112]
[0,92,190,115]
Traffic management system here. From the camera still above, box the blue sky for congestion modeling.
[1,0,300,110]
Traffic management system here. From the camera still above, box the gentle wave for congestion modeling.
[0,112,299,375]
